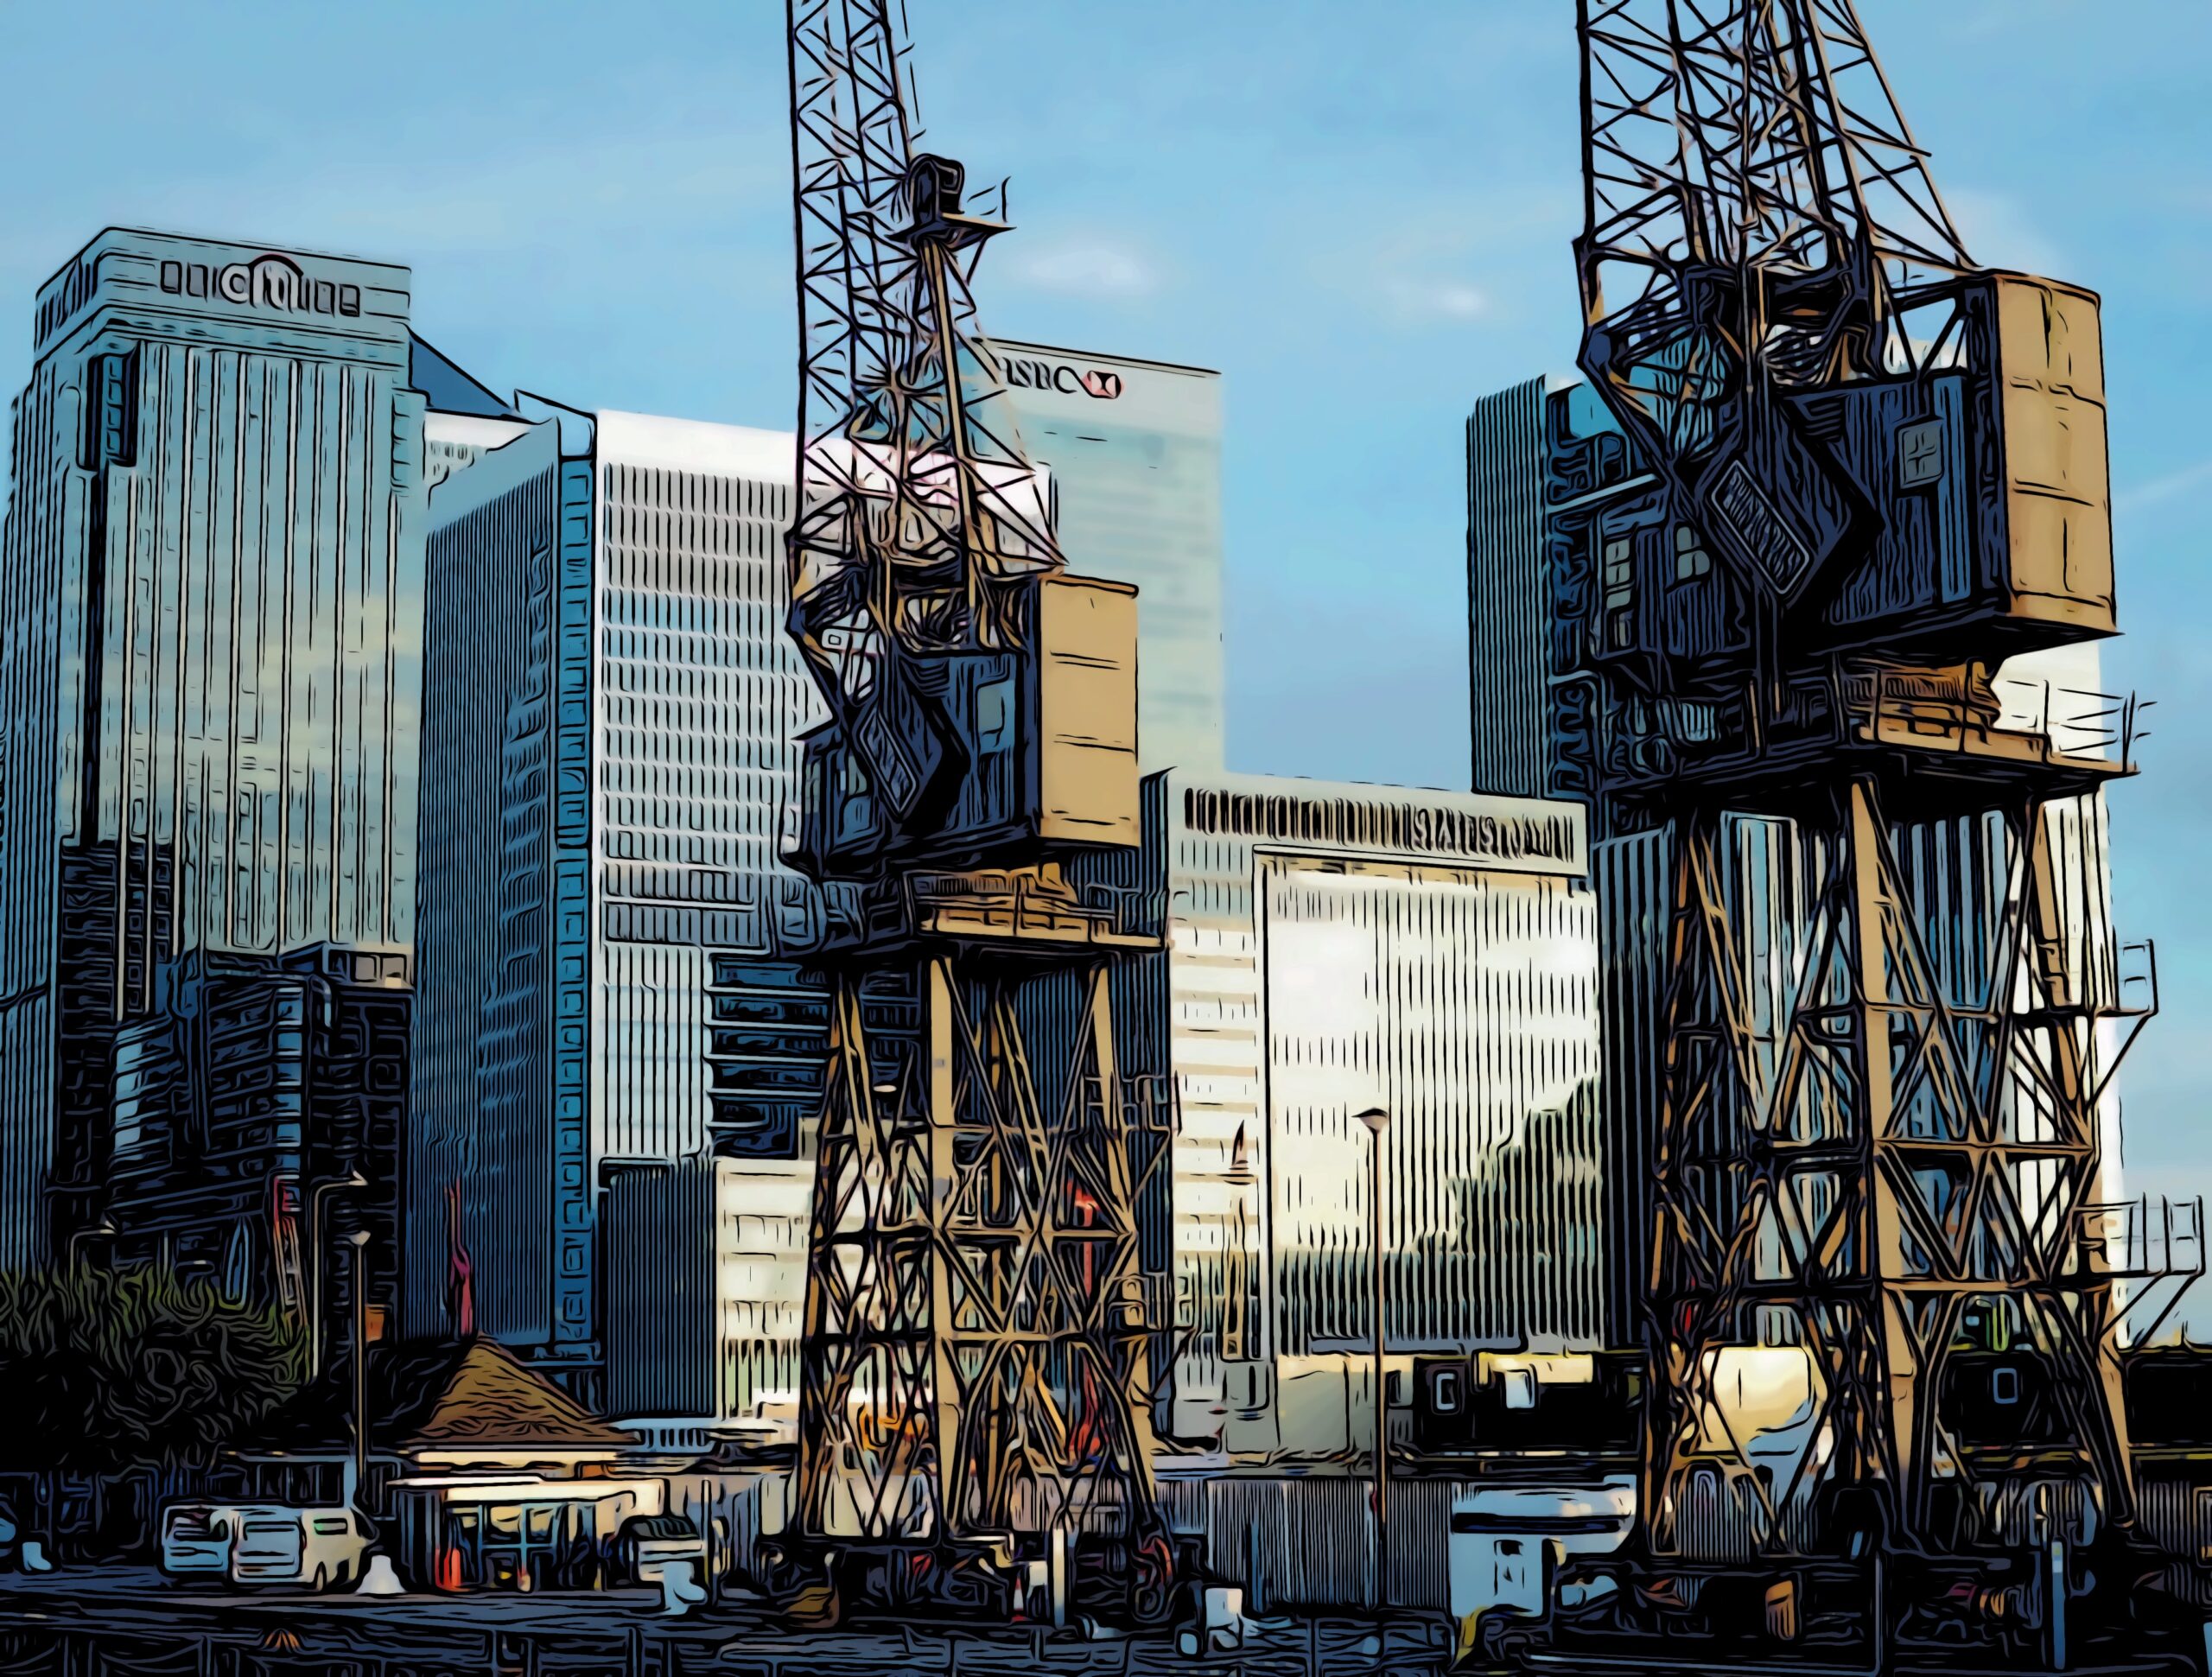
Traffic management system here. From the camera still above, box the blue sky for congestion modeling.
[6,1,2212,1323]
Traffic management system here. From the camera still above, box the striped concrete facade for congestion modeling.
[1143,772,1604,1459]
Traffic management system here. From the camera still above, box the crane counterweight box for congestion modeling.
[1558,273,2117,680]
[792,572,1141,879]
[1806,271,2114,653]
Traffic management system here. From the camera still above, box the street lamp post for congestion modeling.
[66,1219,117,1270]
[308,1169,368,1379]
[347,1229,372,1514]
[1357,1106,1390,1615]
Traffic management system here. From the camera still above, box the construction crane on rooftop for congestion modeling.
[766,0,1177,1628]
[1494,0,2209,1666]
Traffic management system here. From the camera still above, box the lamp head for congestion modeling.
[1357,1107,1389,1137]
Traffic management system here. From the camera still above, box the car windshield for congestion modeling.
[166,1510,215,1537]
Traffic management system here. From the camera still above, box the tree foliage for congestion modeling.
[0,1264,305,1473]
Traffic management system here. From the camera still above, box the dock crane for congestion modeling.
[766,0,1176,1628]
[1499,0,2208,1666]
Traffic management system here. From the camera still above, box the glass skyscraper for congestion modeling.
[410,402,820,1406]
[0,229,429,1324]
[414,340,1225,1416]
[989,340,1224,775]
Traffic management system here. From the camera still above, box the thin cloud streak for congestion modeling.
[1005,235,1162,301]
[2118,455,2212,513]
[1382,275,1489,323]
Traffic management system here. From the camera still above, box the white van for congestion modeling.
[160,1502,242,1581]
[226,1507,372,1590]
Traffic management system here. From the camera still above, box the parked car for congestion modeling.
[226,1507,372,1591]
[160,1502,247,1583]
[613,1515,704,1584]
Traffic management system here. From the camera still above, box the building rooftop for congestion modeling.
[411,335,514,418]
[251,1338,628,1458]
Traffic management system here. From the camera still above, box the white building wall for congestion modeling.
[581,414,827,1420]
[586,413,810,1173]
[715,1156,810,1427]
[1156,774,1603,1464]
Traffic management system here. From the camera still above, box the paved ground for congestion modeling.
[0,1566,1459,1674]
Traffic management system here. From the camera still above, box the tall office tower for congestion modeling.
[411,402,819,1407]
[990,341,1225,774]
[1465,373,2133,1336]
[417,346,1222,1416]
[0,230,429,1332]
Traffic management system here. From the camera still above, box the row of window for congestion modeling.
[601,521,782,569]
[596,761,788,803]
[602,696,801,734]
[1601,524,1713,651]
[601,826,751,866]
[601,727,791,772]
[601,591,779,636]
[601,628,794,669]
[601,463,792,523]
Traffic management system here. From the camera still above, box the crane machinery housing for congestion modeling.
[1484,0,2209,1667]
[765,0,1178,1629]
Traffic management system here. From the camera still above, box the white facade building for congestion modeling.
[1130,772,1605,1461]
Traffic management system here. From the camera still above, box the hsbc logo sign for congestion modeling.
[1001,353,1123,400]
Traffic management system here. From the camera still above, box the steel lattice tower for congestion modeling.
[774,0,1173,1622]
[1570,0,2193,1574]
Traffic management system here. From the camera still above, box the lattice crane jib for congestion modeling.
[1577,0,1977,607]
[786,0,1062,835]
[779,0,1168,1620]
[1568,0,2182,1577]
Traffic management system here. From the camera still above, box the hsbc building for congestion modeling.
[987,339,1225,775]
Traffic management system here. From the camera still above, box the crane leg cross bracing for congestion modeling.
[1645,778,2150,1562]
[788,933,1175,1621]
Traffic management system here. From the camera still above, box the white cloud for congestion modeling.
[1382,275,1490,323]
[1005,235,1160,300]
[1321,192,1572,331]
[2117,455,2212,515]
